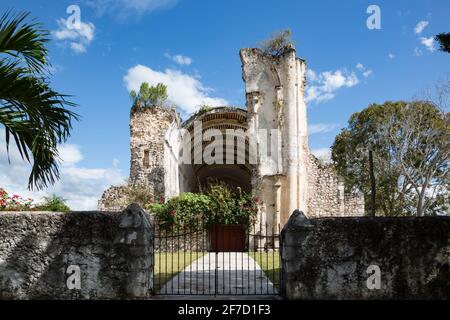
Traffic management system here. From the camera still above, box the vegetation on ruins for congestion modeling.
[435,32,450,53]
[332,83,449,216]
[0,188,70,212]
[124,183,153,207]
[193,104,214,117]
[130,82,168,108]
[148,184,259,231]
[259,29,294,57]
[0,11,78,190]
[36,195,70,212]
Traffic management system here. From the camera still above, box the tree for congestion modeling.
[332,102,409,216]
[259,29,294,57]
[435,32,450,53]
[0,11,78,190]
[332,94,449,216]
[130,82,168,108]
[387,82,449,216]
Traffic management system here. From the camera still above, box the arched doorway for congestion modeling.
[180,107,253,194]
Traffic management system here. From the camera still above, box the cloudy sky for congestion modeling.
[1,0,449,209]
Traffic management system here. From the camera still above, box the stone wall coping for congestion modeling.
[0,211,122,215]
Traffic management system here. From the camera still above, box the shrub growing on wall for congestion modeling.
[0,188,33,211]
[35,195,70,212]
[0,189,70,212]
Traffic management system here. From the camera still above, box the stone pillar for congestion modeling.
[282,51,300,221]
[114,203,154,298]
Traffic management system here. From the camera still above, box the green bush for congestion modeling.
[260,29,293,57]
[130,82,168,108]
[36,195,70,212]
[149,192,212,230]
[148,184,258,231]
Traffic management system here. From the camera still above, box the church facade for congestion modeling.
[99,47,364,228]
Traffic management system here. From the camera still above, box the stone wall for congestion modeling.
[98,185,130,211]
[0,204,154,299]
[344,194,365,216]
[154,229,210,252]
[306,154,364,217]
[281,210,450,300]
[130,106,179,197]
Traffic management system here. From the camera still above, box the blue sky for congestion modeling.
[1,0,449,209]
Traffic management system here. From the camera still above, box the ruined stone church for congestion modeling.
[99,46,364,228]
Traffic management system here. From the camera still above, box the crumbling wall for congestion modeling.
[0,204,154,299]
[281,211,450,300]
[306,154,364,217]
[99,106,182,211]
[240,47,309,226]
[130,106,179,198]
[98,185,130,211]
[344,194,365,216]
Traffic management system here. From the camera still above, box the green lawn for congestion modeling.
[154,252,205,293]
[248,252,281,290]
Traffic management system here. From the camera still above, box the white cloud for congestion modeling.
[173,55,192,66]
[355,63,372,78]
[86,0,178,18]
[414,47,423,56]
[53,18,95,54]
[70,42,87,54]
[363,70,372,78]
[311,148,332,164]
[306,69,360,104]
[124,65,228,114]
[0,129,126,210]
[59,144,84,166]
[388,53,395,59]
[420,36,436,52]
[165,53,193,66]
[308,123,339,135]
[414,21,429,34]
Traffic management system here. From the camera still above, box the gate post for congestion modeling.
[114,203,154,298]
[280,210,314,299]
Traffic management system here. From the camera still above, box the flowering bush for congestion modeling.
[147,184,259,231]
[0,188,34,211]
[0,188,70,212]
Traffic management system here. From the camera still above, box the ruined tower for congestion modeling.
[240,47,310,226]
[129,106,179,199]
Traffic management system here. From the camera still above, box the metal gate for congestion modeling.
[153,221,280,296]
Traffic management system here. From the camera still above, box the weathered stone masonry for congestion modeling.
[0,204,154,299]
[281,211,450,299]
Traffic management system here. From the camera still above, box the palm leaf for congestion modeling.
[0,11,79,190]
[0,10,49,73]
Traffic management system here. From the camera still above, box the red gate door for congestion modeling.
[210,224,246,252]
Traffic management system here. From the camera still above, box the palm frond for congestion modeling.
[0,12,79,190]
[0,11,50,73]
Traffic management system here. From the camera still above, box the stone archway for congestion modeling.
[180,107,253,193]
